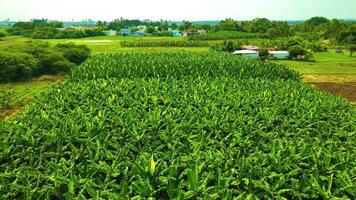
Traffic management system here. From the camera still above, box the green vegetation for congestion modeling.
[189,31,267,40]
[120,40,209,47]
[71,52,299,81]
[0,76,62,119]
[276,50,356,74]
[0,31,5,40]
[0,41,90,82]
[1,52,355,199]
[210,40,242,53]
[7,19,105,39]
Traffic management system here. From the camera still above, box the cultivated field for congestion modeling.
[1,35,355,119]
[1,52,355,199]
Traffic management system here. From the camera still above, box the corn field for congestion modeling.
[0,52,355,199]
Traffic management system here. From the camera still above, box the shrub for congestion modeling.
[37,52,70,74]
[288,45,308,60]
[55,43,91,65]
[308,42,328,52]
[52,60,76,72]
[0,51,38,82]
[0,32,6,40]
[211,40,242,52]
[258,48,269,60]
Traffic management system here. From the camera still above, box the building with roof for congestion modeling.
[120,29,131,36]
[242,45,259,51]
[134,31,145,36]
[103,30,117,36]
[269,51,289,59]
[232,50,260,59]
[171,30,182,37]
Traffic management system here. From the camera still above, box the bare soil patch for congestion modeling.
[309,82,356,102]
[303,74,356,82]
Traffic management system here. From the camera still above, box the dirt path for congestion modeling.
[309,82,356,102]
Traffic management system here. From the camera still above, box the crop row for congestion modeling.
[120,40,209,47]
[189,31,268,41]
[1,77,355,199]
[70,52,300,81]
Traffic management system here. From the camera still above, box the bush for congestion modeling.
[52,60,76,72]
[0,32,6,40]
[0,51,38,82]
[258,48,269,60]
[308,42,328,52]
[37,52,70,74]
[211,40,242,52]
[55,43,91,65]
[288,45,308,60]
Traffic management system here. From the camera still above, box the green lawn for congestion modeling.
[0,35,197,54]
[0,75,64,120]
[275,51,356,74]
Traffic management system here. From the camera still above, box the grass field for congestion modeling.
[0,36,194,54]
[274,51,356,102]
[0,76,64,120]
[275,51,356,74]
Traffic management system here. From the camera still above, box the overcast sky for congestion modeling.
[1,0,356,21]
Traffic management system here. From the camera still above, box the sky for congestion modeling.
[1,0,356,21]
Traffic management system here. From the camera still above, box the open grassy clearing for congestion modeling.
[275,51,356,74]
[0,75,64,120]
[0,36,206,54]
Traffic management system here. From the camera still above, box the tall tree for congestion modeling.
[218,18,239,31]
[325,19,345,39]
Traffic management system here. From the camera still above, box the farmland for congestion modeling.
[1,51,356,199]
[1,16,356,198]
[0,34,356,121]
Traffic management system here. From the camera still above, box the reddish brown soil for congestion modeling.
[309,82,356,102]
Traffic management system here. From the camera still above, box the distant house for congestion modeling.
[197,30,207,35]
[182,31,199,37]
[269,51,289,59]
[103,30,117,36]
[172,30,182,37]
[120,29,131,36]
[232,50,260,59]
[242,45,259,51]
[134,31,145,36]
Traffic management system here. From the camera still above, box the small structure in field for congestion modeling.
[197,30,207,35]
[134,31,145,36]
[182,31,198,37]
[120,29,131,36]
[242,45,259,51]
[103,30,117,36]
[172,30,182,37]
[269,51,289,59]
[232,50,260,59]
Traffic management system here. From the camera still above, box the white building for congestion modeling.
[232,50,260,59]
[269,51,289,59]
[103,30,117,36]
